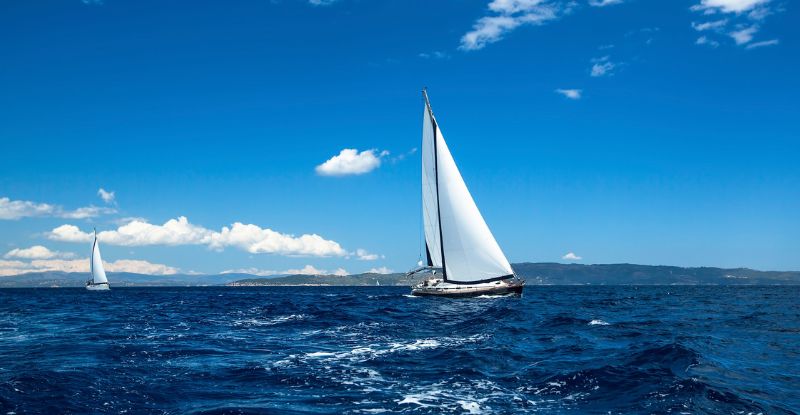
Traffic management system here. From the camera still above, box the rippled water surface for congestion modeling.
[1,286,798,414]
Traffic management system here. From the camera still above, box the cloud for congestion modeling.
[4,246,75,260]
[588,0,624,6]
[0,197,116,220]
[0,258,179,276]
[460,1,562,51]
[562,252,582,261]
[97,188,115,204]
[590,56,616,77]
[315,149,388,176]
[745,38,779,49]
[367,266,394,274]
[48,216,348,257]
[419,51,449,59]
[308,0,338,5]
[692,0,769,14]
[555,88,582,100]
[691,0,779,47]
[696,35,720,47]
[284,265,347,276]
[729,25,758,44]
[355,248,380,261]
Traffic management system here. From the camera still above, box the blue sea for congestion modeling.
[0,286,798,414]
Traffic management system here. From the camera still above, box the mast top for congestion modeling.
[422,88,434,119]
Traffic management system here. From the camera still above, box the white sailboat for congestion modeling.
[409,89,524,297]
[86,228,110,291]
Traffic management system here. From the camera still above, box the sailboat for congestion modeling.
[86,228,110,291]
[409,89,524,297]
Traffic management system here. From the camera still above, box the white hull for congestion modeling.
[86,282,110,291]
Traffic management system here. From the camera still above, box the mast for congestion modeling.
[422,88,447,280]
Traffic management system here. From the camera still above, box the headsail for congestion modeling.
[91,232,108,284]
[422,91,515,283]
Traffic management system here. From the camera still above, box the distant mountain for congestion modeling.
[2,263,799,288]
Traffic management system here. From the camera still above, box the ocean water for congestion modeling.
[0,286,798,414]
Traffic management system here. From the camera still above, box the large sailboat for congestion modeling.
[409,90,524,297]
[86,229,110,291]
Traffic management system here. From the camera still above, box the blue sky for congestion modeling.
[1,0,798,276]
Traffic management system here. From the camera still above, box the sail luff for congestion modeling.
[421,92,443,269]
[91,235,108,284]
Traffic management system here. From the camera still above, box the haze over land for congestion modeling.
[3,263,799,288]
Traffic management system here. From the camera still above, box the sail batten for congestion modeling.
[421,92,514,283]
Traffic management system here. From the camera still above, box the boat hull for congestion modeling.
[86,282,110,291]
[411,280,524,298]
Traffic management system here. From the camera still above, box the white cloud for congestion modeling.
[460,0,561,51]
[355,248,380,261]
[692,19,729,31]
[692,0,769,13]
[4,246,75,260]
[0,197,116,220]
[48,216,348,257]
[97,188,115,204]
[562,252,582,261]
[315,149,388,176]
[0,258,179,276]
[285,265,342,275]
[696,35,720,47]
[367,267,394,274]
[729,25,758,44]
[308,0,338,5]
[745,38,779,49]
[588,0,624,7]
[555,88,582,99]
[691,0,779,48]
[419,51,449,59]
[590,56,616,77]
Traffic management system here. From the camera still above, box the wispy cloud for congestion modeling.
[555,88,582,99]
[590,56,616,77]
[4,245,75,260]
[48,216,350,257]
[316,149,389,177]
[0,197,116,220]
[588,0,625,7]
[562,252,582,261]
[418,51,449,59]
[97,188,115,204]
[460,0,563,51]
[690,0,780,48]
[745,38,779,49]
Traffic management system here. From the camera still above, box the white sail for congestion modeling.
[422,105,443,267]
[91,237,108,284]
[422,94,514,283]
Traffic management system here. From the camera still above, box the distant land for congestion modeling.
[1,263,800,288]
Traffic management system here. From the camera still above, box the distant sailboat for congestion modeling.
[86,229,110,291]
[409,89,524,297]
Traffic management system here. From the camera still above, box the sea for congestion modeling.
[0,286,798,414]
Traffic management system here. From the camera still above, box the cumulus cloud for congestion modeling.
[284,265,348,276]
[367,266,394,274]
[316,149,389,176]
[4,246,75,260]
[355,248,380,261]
[460,0,562,51]
[729,25,758,44]
[692,0,769,14]
[97,188,115,204]
[0,197,116,220]
[48,216,348,257]
[555,88,582,99]
[221,268,280,276]
[562,252,582,261]
[0,258,179,276]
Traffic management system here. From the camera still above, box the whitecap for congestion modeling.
[458,401,482,414]
[588,319,609,326]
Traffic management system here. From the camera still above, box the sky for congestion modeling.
[1,0,798,277]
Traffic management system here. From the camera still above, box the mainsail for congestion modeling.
[91,233,108,285]
[421,90,515,283]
